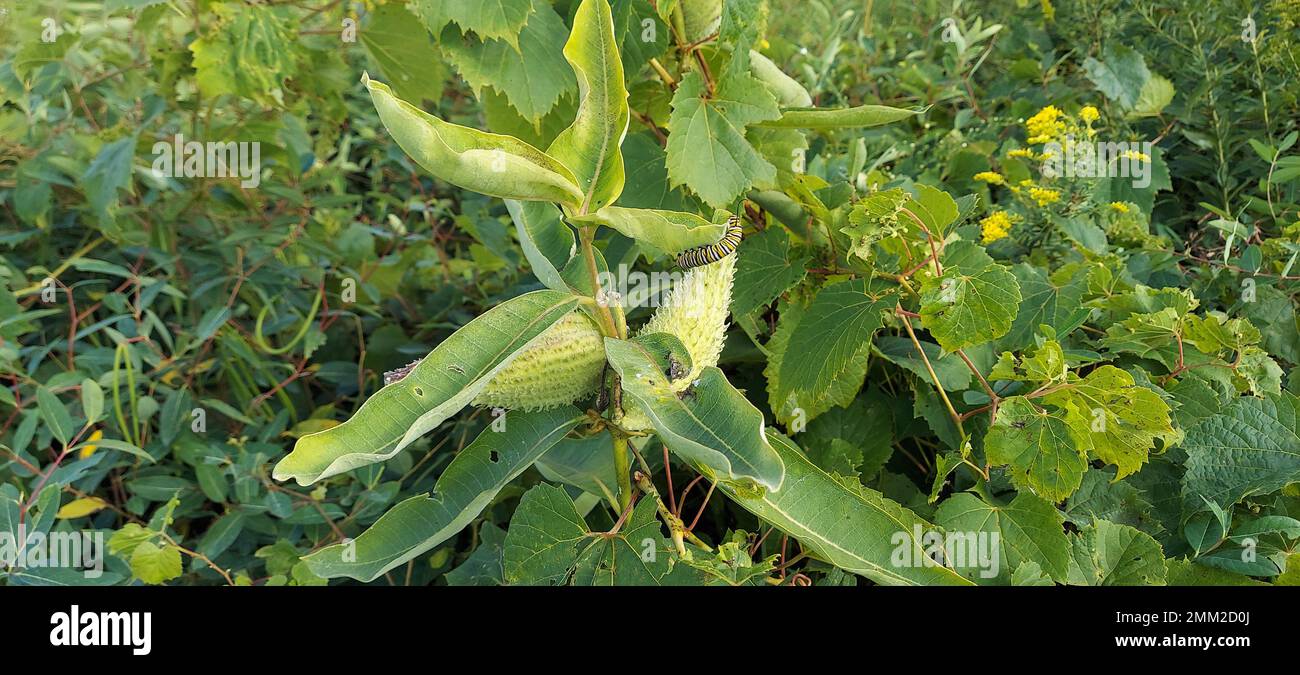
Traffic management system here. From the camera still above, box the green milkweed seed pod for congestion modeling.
[623,254,737,431]
[471,310,606,411]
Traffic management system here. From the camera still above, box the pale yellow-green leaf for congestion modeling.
[364,75,584,206]
[272,290,580,485]
[569,206,724,254]
[548,0,629,214]
[56,496,110,519]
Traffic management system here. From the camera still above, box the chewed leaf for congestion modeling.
[364,75,584,205]
[272,290,580,485]
[303,407,583,581]
[605,337,785,492]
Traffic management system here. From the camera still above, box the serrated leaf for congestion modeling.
[719,431,973,585]
[665,71,780,208]
[985,396,1087,502]
[303,407,583,581]
[129,541,183,585]
[920,241,1021,352]
[1044,365,1175,478]
[605,337,785,491]
[1067,520,1167,586]
[935,491,1072,583]
[364,76,583,205]
[273,290,580,485]
[773,277,896,413]
[438,0,575,122]
[360,2,448,105]
[547,0,630,214]
[411,0,534,46]
[1000,262,1089,351]
[189,4,299,107]
[730,226,810,316]
[1181,391,1300,512]
[502,483,591,584]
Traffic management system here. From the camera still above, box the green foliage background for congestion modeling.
[2,0,1299,586]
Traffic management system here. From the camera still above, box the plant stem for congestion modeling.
[896,305,966,446]
[613,434,633,513]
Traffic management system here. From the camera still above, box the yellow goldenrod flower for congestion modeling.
[973,171,1005,185]
[79,429,103,459]
[1025,105,1066,143]
[1109,201,1130,213]
[1079,105,1100,123]
[980,211,1014,244]
[1007,148,1036,159]
[1119,149,1150,162]
[1029,187,1061,206]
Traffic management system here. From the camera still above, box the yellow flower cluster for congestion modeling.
[1119,149,1150,162]
[1028,187,1060,206]
[1109,201,1130,213]
[1007,148,1037,159]
[1079,105,1100,123]
[1025,105,1066,144]
[980,211,1015,244]
[974,171,1005,185]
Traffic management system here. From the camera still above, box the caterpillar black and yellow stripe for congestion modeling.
[676,215,743,269]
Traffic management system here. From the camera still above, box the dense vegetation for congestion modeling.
[2,0,1299,587]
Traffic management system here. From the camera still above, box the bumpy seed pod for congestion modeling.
[472,310,606,411]
[623,254,737,431]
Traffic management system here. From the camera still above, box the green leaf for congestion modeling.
[189,4,299,107]
[1082,43,1151,110]
[1129,74,1175,118]
[757,104,921,129]
[547,0,630,214]
[80,378,104,424]
[273,290,580,485]
[438,0,575,122]
[1044,365,1176,478]
[505,200,575,292]
[36,386,75,446]
[985,396,1087,502]
[411,0,534,46]
[765,296,869,425]
[730,226,810,316]
[799,390,894,480]
[1181,391,1300,512]
[875,336,971,392]
[605,337,785,491]
[445,523,508,586]
[1000,262,1089,351]
[81,137,136,224]
[502,483,591,584]
[303,407,583,581]
[665,71,781,208]
[720,431,973,585]
[919,241,1021,352]
[129,541,183,585]
[569,205,724,254]
[774,277,896,410]
[934,491,1072,583]
[1067,520,1167,586]
[360,2,448,105]
[364,76,583,205]
[535,433,620,502]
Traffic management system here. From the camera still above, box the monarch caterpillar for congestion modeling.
[676,215,743,269]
